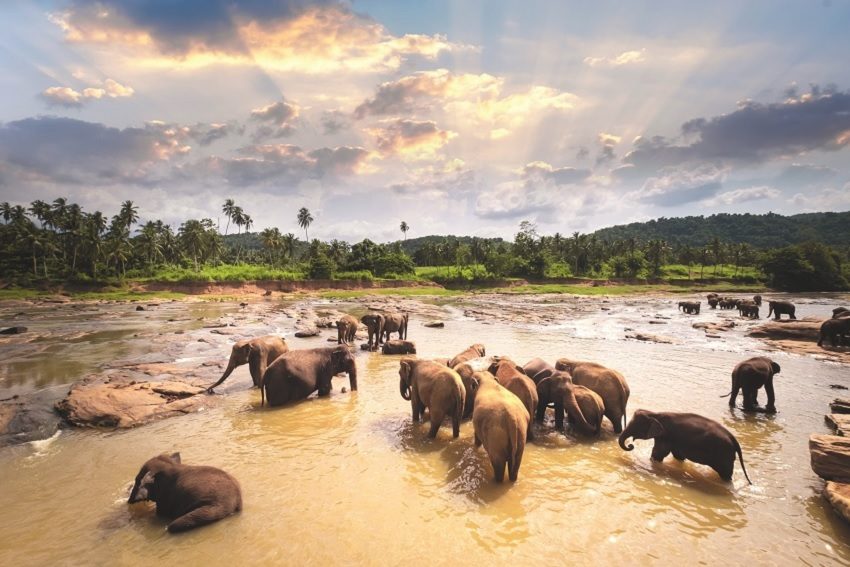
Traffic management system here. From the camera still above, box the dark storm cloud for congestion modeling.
[61,0,339,55]
[623,87,850,173]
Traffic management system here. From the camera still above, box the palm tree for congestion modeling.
[282,233,297,262]
[297,207,313,241]
[179,219,206,271]
[118,200,138,234]
[221,199,236,236]
[400,221,409,240]
[710,236,724,277]
[0,202,11,224]
[260,227,283,266]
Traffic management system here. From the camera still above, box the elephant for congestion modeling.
[737,302,759,319]
[382,340,417,355]
[471,371,530,482]
[753,295,762,306]
[488,359,538,440]
[261,345,357,407]
[819,318,850,347]
[399,358,465,438]
[708,298,719,309]
[833,307,850,319]
[535,370,600,435]
[618,410,751,484]
[360,313,385,351]
[447,344,486,368]
[678,301,700,314]
[128,453,242,533]
[555,357,630,433]
[453,359,493,419]
[336,314,359,345]
[767,300,796,320]
[382,312,409,342]
[207,335,289,393]
[522,357,555,384]
[722,356,780,413]
[718,299,733,310]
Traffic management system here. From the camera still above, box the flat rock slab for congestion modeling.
[56,379,210,429]
[424,321,445,328]
[626,332,676,344]
[824,482,850,524]
[810,434,850,482]
[831,398,850,414]
[748,318,822,341]
[294,326,320,338]
[0,326,28,335]
[693,321,736,333]
[826,414,850,436]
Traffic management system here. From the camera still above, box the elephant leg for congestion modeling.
[491,457,506,483]
[650,439,672,462]
[764,379,776,413]
[553,402,565,430]
[672,448,686,461]
[410,391,421,422]
[534,400,547,424]
[609,410,624,434]
[167,505,227,533]
[742,385,758,411]
[428,408,445,438]
[508,445,524,482]
[729,379,740,408]
[474,431,482,447]
[451,412,460,439]
[714,459,734,482]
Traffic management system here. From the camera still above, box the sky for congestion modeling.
[1,0,849,242]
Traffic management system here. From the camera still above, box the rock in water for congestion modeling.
[424,321,445,328]
[824,482,850,524]
[294,326,320,338]
[810,434,850,482]
[826,414,850,436]
[0,326,27,335]
[748,319,822,341]
[831,398,850,414]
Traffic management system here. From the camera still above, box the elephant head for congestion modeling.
[488,358,525,377]
[360,313,385,348]
[537,371,592,431]
[618,410,664,451]
[128,452,180,503]
[770,361,781,376]
[399,358,415,400]
[218,340,252,384]
[330,346,358,391]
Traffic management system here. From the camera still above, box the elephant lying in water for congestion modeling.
[619,410,751,484]
[128,453,242,533]
[207,335,289,393]
[261,345,357,407]
[472,371,530,482]
[399,358,465,438]
[555,357,630,433]
[382,340,417,355]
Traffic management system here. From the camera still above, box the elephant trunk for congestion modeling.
[564,389,593,433]
[619,422,636,451]
[206,357,237,392]
[399,376,411,400]
[347,360,358,391]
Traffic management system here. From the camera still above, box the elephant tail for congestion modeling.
[734,437,752,485]
[719,391,732,398]
[508,415,520,474]
[454,384,464,425]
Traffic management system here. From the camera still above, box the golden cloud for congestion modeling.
[367,119,457,160]
[584,48,646,67]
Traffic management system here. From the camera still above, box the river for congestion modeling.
[0,293,848,566]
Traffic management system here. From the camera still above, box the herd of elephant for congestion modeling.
[128,304,813,532]
[680,294,850,347]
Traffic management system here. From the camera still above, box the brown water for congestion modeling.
[1,295,849,566]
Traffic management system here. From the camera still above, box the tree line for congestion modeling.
[0,198,847,290]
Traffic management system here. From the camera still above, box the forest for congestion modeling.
[0,198,848,291]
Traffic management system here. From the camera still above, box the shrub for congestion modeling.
[308,254,335,279]
[373,253,415,277]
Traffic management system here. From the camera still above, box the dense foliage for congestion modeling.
[1,198,847,291]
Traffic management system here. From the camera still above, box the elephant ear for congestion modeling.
[646,417,665,438]
[537,376,553,400]
[771,361,781,374]
[169,452,181,464]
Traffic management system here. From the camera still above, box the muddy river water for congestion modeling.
[1,293,849,566]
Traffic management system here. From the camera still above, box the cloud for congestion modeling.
[521,161,591,185]
[186,122,243,146]
[705,186,780,206]
[628,164,726,207]
[584,49,646,67]
[250,98,300,140]
[390,159,475,199]
[320,110,350,135]
[40,78,134,107]
[52,2,470,74]
[774,163,837,188]
[623,86,850,174]
[789,183,850,210]
[367,119,456,159]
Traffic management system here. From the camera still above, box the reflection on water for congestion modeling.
[1,295,849,565]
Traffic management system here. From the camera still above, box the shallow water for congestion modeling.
[1,295,849,565]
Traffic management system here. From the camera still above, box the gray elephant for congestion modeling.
[833,307,850,319]
[767,300,796,320]
[555,357,630,433]
[619,410,751,484]
[382,340,417,354]
[447,344,486,368]
[737,301,759,319]
[261,345,357,407]
[399,358,465,438]
[678,301,700,314]
[382,312,409,342]
[819,318,850,347]
[360,313,385,350]
[489,359,538,440]
[722,356,780,413]
[753,295,762,306]
[523,357,555,383]
[471,371,530,482]
[337,314,359,345]
[207,335,289,393]
[452,360,492,419]
[535,370,600,435]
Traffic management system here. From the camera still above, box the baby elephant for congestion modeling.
[723,356,780,413]
[678,301,700,314]
[619,410,751,484]
[819,318,850,347]
[382,340,417,355]
[128,453,242,533]
[207,335,288,393]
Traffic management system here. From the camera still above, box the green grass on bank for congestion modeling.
[0,288,189,301]
[501,282,767,296]
[660,264,760,280]
[318,287,463,299]
[134,264,305,283]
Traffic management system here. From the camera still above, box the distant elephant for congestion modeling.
[382,312,409,342]
[707,293,720,309]
[619,410,751,484]
[737,302,759,319]
[753,295,762,306]
[207,335,289,393]
[261,345,357,407]
[447,344,486,368]
[833,307,850,319]
[555,357,630,433]
[535,370,600,435]
[360,313,385,350]
[382,340,417,355]
[471,371,530,482]
[819,318,850,347]
[722,356,780,413]
[523,357,555,384]
[128,453,242,533]
[489,359,538,440]
[678,301,700,314]
[336,314,359,345]
[399,358,465,438]
[767,300,796,320]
